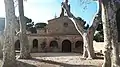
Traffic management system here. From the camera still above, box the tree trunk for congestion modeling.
[109,1,120,67]
[101,0,120,67]
[87,27,96,59]
[1,0,16,67]
[82,13,101,59]
[101,1,112,67]
[82,32,96,59]
[0,35,3,58]
[62,0,98,59]
[17,0,31,59]
[0,43,2,58]
[82,32,89,58]
[82,27,97,59]
[111,12,120,67]
[68,13,97,59]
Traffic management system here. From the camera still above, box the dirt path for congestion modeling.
[0,53,104,67]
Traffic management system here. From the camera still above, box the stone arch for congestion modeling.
[116,8,120,42]
[75,41,83,53]
[50,41,58,48]
[62,40,71,52]
[33,39,38,48]
[15,40,20,50]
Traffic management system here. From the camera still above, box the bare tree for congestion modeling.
[17,0,31,59]
[62,0,101,59]
[77,0,120,66]
[1,0,16,67]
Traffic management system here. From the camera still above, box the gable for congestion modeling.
[47,16,83,35]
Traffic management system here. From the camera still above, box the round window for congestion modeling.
[64,22,68,27]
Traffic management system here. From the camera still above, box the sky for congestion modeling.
[0,0,99,26]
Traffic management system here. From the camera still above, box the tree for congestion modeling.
[94,23,104,42]
[0,36,3,58]
[17,0,31,59]
[26,17,34,30]
[78,0,120,67]
[62,0,101,59]
[25,17,37,33]
[94,31,104,42]
[16,16,35,33]
[35,23,47,29]
[77,17,90,30]
[100,0,120,67]
[1,0,16,67]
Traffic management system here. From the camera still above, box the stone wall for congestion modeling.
[93,41,104,54]
[37,28,47,35]
[27,35,83,53]
[47,16,80,35]
[14,16,84,53]
[93,41,120,55]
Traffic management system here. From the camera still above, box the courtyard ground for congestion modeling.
[0,53,103,67]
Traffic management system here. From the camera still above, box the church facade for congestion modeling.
[14,16,84,53]
[7,0,120,54]
[14,0,85,53]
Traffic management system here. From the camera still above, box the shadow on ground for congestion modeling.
[0,57,102,67]
[0,59,36,67]
[16,53,83,57]
[17,61,36,67]
[30,58,98,67]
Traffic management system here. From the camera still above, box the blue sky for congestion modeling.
[0,0,98,26]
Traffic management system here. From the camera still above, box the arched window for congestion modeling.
[75,41,83,53]
[64,22,68,27]
[33,39,38,48]
[75,41,83,48]
[50,41,58,48]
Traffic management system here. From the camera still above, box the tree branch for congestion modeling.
[62,1,85,35]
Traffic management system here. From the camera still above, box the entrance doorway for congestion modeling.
[62,40,71,52]
[15,40,20,50]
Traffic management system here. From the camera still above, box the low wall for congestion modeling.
[93,41,120,54]
[93,41,104,53]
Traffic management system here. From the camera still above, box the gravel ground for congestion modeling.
[0,53,104,67]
